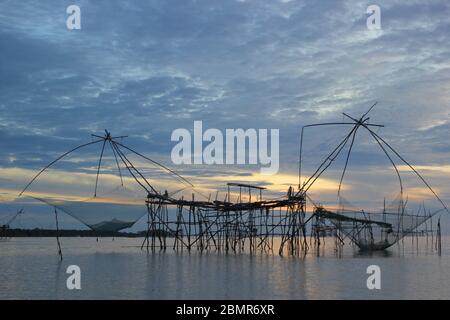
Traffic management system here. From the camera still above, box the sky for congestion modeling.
[0,0,449,230]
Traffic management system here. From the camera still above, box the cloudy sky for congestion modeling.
[0,0,449,229]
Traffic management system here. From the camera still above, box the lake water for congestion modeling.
[0,236,449,299]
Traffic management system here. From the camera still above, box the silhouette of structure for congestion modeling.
[18,105,448,257]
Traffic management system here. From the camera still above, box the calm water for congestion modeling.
[0,236,449,299]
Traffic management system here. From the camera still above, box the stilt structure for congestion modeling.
[17,105,449,256]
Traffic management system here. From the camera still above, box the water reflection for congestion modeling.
[0,236,449,299]
[354,249,394,258]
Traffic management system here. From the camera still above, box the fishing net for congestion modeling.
[14,134,196,233]
[322,193,437,249]
[33,186,148,232]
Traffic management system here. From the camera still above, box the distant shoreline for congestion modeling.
[0,228,146,238]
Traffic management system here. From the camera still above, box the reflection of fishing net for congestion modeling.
[33,186,147,232]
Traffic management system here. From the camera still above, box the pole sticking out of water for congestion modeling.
[54,209,63,261]
[436,217,442,256]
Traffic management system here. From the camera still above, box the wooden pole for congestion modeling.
[54,209,63,261]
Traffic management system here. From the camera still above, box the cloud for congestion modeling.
[1,0,450,228]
